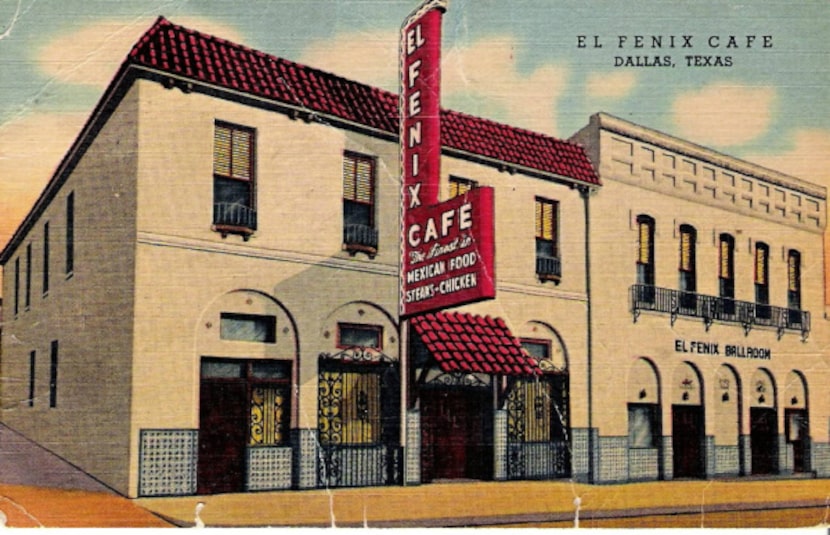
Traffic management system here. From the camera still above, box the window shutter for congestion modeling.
[720,237,733,279]
[788,252,800,292]
[214,125,232,176]
[536,199,554,241]
[756,245,767,285]
[638,221,651,264]
[680,230,694,272]
[343,154,374,204]
[214,124,252,180]
[231,129,252,180]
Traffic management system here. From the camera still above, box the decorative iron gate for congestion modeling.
[506,374,570,479]
[317,351,401,488]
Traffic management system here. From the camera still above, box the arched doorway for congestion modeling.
[506,322,570,480]
[784,370,809,473]
[749,368,778,475]
[317,301,401,488]
[627,358,661,480]
[671,362,705,479]
[195,289,299,494]
[714,364,742,476]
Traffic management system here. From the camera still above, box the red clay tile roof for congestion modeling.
[127,17,599,186]
[410,311,541,376]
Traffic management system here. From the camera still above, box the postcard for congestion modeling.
[0,0,828,529]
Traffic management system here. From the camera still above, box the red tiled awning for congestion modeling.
[410,311,540,376]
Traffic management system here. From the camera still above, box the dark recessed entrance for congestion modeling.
[671,404,705,478]
[750,407,779,475]
[420,387,492,482]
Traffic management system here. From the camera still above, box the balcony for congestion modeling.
[630,284,810,340]
[213,202,257,240]
[343,223,379,258]
[536,254,561,284]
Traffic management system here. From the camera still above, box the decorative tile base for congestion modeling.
[628,447,659,481]
[405,410,421,485]
[570,428,591,481]
[740,434,751,475]
[812,442,830,477]
[705,435,716,477]
[661,436,673,480]
[493,410,507,481]
[779,434,791,474]
[138,429,198,497]
[247,447,292,491]
[596,436,628,483]
[293,428,318,489]
[714,444,740,476]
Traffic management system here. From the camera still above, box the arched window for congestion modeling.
[637,215,655,285]
[755,242,770,320]
[678,225,697,310]
[719,234,735,315]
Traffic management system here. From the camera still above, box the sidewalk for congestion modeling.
[136,478,830,528]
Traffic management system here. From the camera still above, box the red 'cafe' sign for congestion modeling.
[399,0,496,317]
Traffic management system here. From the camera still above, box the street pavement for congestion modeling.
[137,478,830,528]
[1,422,828,528]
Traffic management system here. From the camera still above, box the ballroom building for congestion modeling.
[572,113,830,482]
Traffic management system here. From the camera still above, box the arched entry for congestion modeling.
[195,289,299,494]
[671,361,705,479]
[627,358,661,480]
[749,368,778,475]
[317,301,401,488]
[713,364,742,476]
[506,322,570,480]
[784,370,809,473]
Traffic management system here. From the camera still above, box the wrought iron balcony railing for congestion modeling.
[213,202,257,239]
[343,223,379,258]
[630,284,810,340]
[536,254,562,283]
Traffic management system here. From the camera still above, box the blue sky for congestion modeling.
[0,0,828,255]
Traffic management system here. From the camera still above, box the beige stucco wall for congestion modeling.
[573,116,830,447]
[126,80,591,495]
[0,85,140,493]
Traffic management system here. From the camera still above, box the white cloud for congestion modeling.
[671,83,776,147]
[302,31,568,135]
[36,17,244,88]
[745,129,830,186]
[0,112,87,249]
[585,71,637,99]
[299,30,398,91]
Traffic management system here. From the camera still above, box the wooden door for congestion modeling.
[750,407,778,475]
[421,388,491,481]
[197,380,248,494]
[672,405,704,478]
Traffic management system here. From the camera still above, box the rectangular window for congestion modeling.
[337,323,382,350]
[14,257,20,316]
[25,243,32,309]
[535,197,561,282]
[213,122,256,235]
[342,152,378,256]
[219,313,276,343]
[66,192,74,275]
[521,339,551,361]
[43,222,50,296]
[28,351,36,407]
[49,341,58,408]
[449,176,478,198]
[628,403,658,448]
